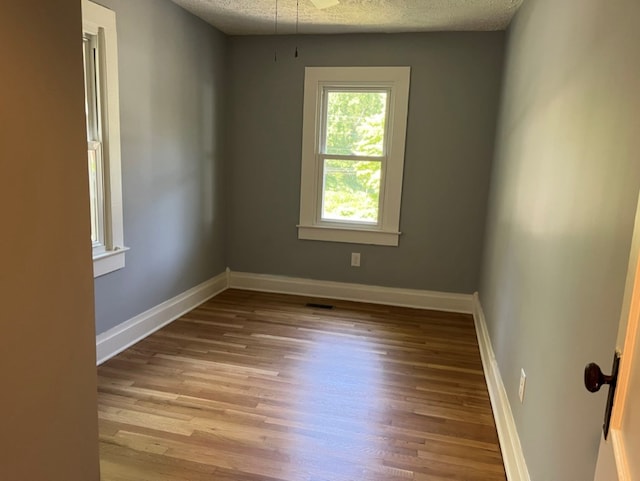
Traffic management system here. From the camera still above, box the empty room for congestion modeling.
[2,0,640,480]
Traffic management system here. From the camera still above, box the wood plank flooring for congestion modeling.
[98,289,506,481]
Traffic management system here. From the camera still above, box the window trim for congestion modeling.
[297,66,411,246]
[82,0,127,277]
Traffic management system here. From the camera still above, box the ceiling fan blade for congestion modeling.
[309,0,339,9]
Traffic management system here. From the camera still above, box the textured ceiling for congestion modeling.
[171,0,524,35]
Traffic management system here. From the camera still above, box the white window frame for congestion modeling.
[82,0,127,277]
[297,67,411,246]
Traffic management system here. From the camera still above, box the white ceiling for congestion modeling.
[171,0,524,36]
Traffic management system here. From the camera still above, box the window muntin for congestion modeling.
[298,67,410,246]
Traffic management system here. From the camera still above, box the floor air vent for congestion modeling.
[305,302,334,309]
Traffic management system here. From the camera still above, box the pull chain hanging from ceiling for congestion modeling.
[274,0,278,61]
[295,0,299,58]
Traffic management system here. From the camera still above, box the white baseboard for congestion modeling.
[472,293,531,481]
[96,271,229,365]
[228,271,474,313]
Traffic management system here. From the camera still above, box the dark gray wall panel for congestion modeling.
[94,0,227,334]
[226,33,505,293]
[480,0,640,479]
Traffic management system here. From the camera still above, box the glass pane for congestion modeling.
[324,90,387,156]
[88,149,100,244]
[322,159,381,223]
[83,35,100,142]
[82,38,92,141]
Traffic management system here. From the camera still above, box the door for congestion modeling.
[593,193,640,481]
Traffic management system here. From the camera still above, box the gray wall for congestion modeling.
[1,1,100,478]
[480,0,640,479]
[226,33,504,293]
[94,0,228,334]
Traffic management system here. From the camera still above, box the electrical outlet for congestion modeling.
[518,369,526,403]
[351,252,361,267]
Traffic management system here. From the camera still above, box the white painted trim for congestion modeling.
[472,293,531,481]
[297,224,400,246]
[228,271,473,313]
[93,247,129,277]
[611,430,631,481]
[96,271,229,365]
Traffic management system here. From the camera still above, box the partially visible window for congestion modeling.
[82,0,127,277]
[298,67,411,246]
[83,34,104,248]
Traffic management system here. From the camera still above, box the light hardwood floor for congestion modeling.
[98,289,506,481]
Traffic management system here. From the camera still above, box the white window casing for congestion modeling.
[298,66,411,246]
[82,0,128,277]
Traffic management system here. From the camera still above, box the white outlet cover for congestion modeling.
[518,368,526,403]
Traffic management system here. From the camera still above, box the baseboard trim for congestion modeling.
[96,271,229,365]
[228,271,474,313]
[472,293,531,481]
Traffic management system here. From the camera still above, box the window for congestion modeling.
[82,0,127,277]
[298,67,410,246]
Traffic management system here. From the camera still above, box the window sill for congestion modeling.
[297,225,400,246]
[93,246,129,278]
